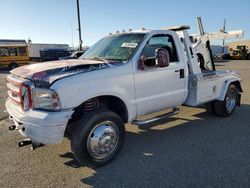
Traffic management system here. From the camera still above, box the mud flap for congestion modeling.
[237,93,241,106]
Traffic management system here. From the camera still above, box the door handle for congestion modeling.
[180,69,185,78]
[175,69,185,78]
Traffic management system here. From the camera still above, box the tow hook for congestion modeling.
[8,125,16,130]
[18,139,32,147]
[18,139,44,150]
[8,116,23,131]
[8,116,16,130]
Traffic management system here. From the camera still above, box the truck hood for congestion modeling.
[11,59,121,87]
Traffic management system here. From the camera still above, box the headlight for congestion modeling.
[32,88,61,111]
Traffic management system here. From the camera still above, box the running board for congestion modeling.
[132,108,180,126]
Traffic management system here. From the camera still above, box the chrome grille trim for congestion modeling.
[6,74,28,108]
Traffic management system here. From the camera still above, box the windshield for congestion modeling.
[81,33,145,62]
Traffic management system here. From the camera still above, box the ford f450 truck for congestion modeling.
[5,26,242,168]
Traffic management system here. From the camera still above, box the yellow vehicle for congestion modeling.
[0,44,29,69]
[228,46,250,60]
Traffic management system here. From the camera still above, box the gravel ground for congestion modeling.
[0,60,250,187]
[0,70,8,120]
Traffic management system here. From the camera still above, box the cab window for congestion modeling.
[142,34,178,62]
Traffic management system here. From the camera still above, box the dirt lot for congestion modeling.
[0,61,250,187]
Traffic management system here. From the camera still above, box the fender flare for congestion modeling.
[218,78,243,101]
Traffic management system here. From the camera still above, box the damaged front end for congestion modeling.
[11,59,122,88]
[6,96,74,147]
[5,59,123,149]
[30,62,117,88]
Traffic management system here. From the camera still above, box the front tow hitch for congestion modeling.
[17,139,44,150]
[8,124,16,130]
[18,139,32,147]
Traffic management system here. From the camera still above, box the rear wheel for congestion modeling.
[247,53,250,60]
[197,53,205,70]
[8,62,19,70]
[71,109,125,168]
[214,84,238,117]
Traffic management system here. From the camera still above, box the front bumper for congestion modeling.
[5,99,73,144]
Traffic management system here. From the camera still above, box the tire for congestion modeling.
[247,53,250,60]
[8,62,19,70]
[71,108,125,168]
[240,55,247,60]
[197,53,205,70]
[214,84,238,117]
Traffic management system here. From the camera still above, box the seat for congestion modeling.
[142,44,163,58]
[162,46,173,62]
[155,48,170,67]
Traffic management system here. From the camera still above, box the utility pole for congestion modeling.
[76,0,82,51]
[222,18,226,53]
[70,21,74,49]
[197,17,205,36]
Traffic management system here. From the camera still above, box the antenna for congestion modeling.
[70,21,74,49]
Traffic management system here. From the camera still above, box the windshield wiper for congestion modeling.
[88,56,107,62]
[105,58,123,62]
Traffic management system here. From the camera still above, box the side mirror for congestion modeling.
[155,48,170,67]
[138,55,147,70]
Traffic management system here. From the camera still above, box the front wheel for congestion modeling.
[214,84,238,117]
[71,109,125,168]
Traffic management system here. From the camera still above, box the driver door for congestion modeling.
[134,34,187,115]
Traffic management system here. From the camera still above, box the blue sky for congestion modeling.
[0,0,249,47]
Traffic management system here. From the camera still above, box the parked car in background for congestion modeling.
[40,48,70,62]
[59,51,86,60]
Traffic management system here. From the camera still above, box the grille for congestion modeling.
[7,75,22,106]
[7,74,31,110]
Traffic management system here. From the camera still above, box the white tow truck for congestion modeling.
[5,25,242,167]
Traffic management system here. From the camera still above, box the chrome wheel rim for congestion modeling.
[226,91,236,113]
[87,121,119,160]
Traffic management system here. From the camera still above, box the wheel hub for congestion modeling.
[87,121,119,160]
[226,91,236,113]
